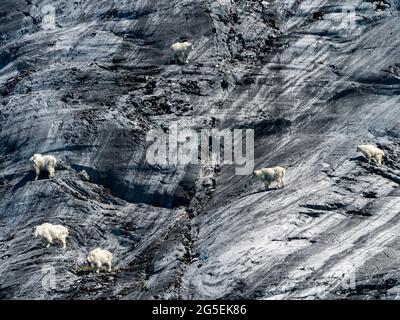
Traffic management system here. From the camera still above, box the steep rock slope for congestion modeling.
[0,0,399,299]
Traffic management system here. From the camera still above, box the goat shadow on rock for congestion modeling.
[350,155,366,163]
[238,187,280,199]
[12,171,52,192]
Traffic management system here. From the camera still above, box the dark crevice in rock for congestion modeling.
[301,202,348,211]
[299,211,324,218]
[312,12,324,20]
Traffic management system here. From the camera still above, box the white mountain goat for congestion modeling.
[357,144,384,166]
[170,41,193,64]
[33,223,69,249]
[87,248,113,273]
[253,166,286,190]
[30,154,57,180]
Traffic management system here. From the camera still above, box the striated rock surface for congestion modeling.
[0,0,399,299]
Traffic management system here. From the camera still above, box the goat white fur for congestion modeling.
[253,166,286,190]
[357,144,384,166]
[33,223,69,249]
[30,154,57,180]
[87,248,113,273]
[170,41,193,64]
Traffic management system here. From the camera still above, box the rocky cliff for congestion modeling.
[0,0,400,299]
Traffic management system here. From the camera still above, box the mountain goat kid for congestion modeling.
[30,154,57,180]
[170,41,193,64]
[253,166,286,190]
[357,144,385,166]
[33,223,69,249]
[87,248,113,273]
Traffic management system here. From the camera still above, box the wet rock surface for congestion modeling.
[0,0,400,299]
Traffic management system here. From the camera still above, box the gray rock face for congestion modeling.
[0,0,400,299]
